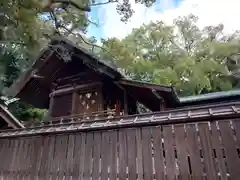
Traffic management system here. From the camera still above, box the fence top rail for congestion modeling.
[1,101,240,138]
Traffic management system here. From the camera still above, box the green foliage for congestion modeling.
[8,102,48,122]
[1,0,156,49]
[101,14,240,96]
[0,48,48,122]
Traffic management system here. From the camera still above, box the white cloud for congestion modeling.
[100,0,240,39]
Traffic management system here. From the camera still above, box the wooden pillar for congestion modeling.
[98,86,104,111]
[71,91,78,115]
[49,95,54,116]
[116,102,121,116]
[123,89,128,115]
[160,99,165,111]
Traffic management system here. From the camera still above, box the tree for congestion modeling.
[101,14,240,96]
[0,48,47,122]
[1,0,156,47]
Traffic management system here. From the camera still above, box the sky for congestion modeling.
[87,0,240,40]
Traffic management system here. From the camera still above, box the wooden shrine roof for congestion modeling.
[118,79,179,110]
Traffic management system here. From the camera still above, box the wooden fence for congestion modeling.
[1,103,240,179]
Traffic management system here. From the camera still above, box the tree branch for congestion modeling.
[91,0,118,6]
[56,24,120,63]
[58,24,96,46]
[52,0,91,12]
[63,7,99,27]
[50,11,60,29]
[48,10,119,64]
[88,19,99,27]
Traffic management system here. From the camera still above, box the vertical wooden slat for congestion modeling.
[4,139,12,179]
[72,133,82,180]
[66,134,75,179]
[58,135,69,179]
[109,131,118,180]
[101,131,110,180]
[20,138,29,180]
[15,139,24,180]
[136,128,143,180]
[210,121,228,180]
[92,132,101,180]
[0,139,5,178]
[30,137,42,180]
[35,137,45,180]
[163,125,177,180]
[5,139,11,180]
[40,137,52,179]
[186,124,203,180]
[17,138,23,180]
[142,127,154,180]
[198,123,218,180]
[26,138,33,179]
[83,132,94,179]
[0,140,9,178]
[51,135,60,180]
[119,130,127,180]
[174,124,190,180]
[232,119,240,152]
[44,136,55,179]
[79,133,86,179]
[10,139,20,180]
[126,128,137,180]
[232,120,240,144]
[25,138,34,180]
[2,139,10,178]
[2,139,8,179]
[4,139,11,179]
[152,126,165,180]
[218,120,240,180]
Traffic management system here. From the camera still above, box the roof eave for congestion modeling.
[0,105,24,129]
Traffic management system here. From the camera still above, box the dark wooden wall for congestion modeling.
[1,118,240,179]
[51,93,73,117]
[50,72,137,117]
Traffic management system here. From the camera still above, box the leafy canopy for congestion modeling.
[101,15,240,96]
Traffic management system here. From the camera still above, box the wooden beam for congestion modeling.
[97,87,104,111]
[33,74,44,79]
[56,72,88,82]
[49,82,102,97]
